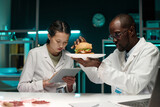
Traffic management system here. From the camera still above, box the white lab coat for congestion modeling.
[81,38,160,95]
[17,44,75,93]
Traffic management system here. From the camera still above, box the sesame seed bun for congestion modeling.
[75,42,92,50]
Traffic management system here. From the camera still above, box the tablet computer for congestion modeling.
[49,68,81,83]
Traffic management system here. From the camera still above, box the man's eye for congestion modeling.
[115,33,120,37]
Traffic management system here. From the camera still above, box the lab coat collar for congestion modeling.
[123,38,146,69]
[55,50,66,69]
[42,44,66,69]
[42,44,54,69]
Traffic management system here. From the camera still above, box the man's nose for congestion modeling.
[113,38,117,42]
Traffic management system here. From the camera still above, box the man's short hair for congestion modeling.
[112,14,136,29]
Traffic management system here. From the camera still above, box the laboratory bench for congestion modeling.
[0,92,151,107]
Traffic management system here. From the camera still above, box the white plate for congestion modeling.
[66,53,106,60]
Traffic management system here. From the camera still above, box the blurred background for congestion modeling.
[0,0,160,93]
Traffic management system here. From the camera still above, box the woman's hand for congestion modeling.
[62,76,76,92]
[43,79,54,88]
[71,36,86,49]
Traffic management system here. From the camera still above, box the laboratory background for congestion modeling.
[0,0,160,93]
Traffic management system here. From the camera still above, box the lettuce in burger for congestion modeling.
[74,42,94,54]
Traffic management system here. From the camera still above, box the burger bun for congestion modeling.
[75,42,92,50]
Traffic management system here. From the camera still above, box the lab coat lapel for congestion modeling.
[119,52,126,70]
[123,38,145,71]
[55,50,65,70]
[43,44,55,69]
[45,56,54,69]
[123,51,139,72]
[124,53,136,68]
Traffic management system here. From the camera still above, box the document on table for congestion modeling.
[69,101,120,107]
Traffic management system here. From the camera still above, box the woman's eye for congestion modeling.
[63,42,68,44]
[56,41,60,43]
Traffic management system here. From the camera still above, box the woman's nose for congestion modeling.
[59,44,63,47]
[59,43,65,48]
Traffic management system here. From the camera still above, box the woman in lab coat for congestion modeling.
[17,20,76,93]
[72,14,160,95]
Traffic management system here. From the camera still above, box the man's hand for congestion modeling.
[73,58,101,68]
[71,36,86,49]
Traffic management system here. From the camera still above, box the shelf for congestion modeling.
[0,30,36,33]
[9,53,24,56]
[0,74,20,81]
[143,28,160,31]
[0,40,34,45]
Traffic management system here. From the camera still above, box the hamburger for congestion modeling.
[74,42,94,54]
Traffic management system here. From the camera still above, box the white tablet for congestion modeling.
[49,68,81,83]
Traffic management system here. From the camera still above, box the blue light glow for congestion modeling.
[74,93,81,97]
[27,30,80,34]
[105,44,160,47]
[27,31,48,34]
[154,44,160,46]
[0,32,12,35]
[71,30,81,33]
[105,44,116,47]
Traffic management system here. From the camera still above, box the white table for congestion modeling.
[0,92,151,107]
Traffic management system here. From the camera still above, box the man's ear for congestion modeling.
[129,26,135,37]
[47,34,51,40]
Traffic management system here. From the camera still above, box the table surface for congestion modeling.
[0,92,151,107]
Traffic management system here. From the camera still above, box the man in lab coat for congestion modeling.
[72,14,160,95]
